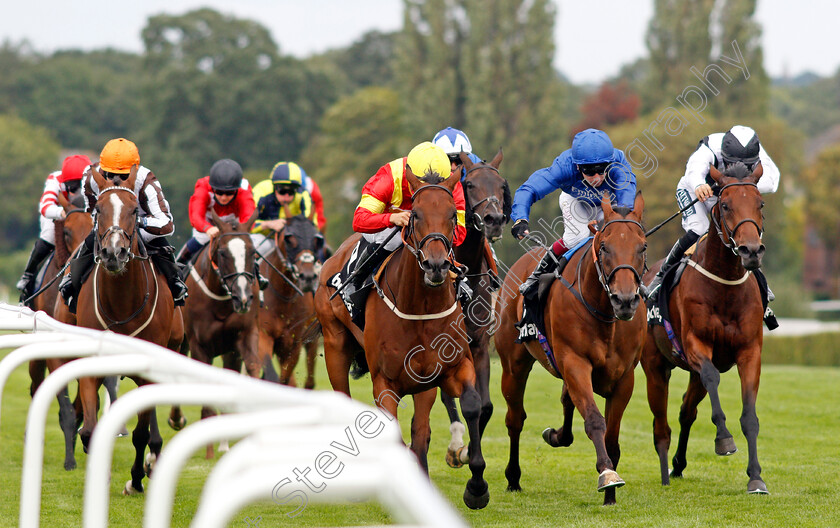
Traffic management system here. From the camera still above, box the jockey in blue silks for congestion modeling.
[510,128,638,297]
[432,127,483,181]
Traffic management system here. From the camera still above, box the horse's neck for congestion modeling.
[455,228,485,277]
[197,249,225,292]
[577,247,613,315]
[696,219,747,281]
[267,246,295,293]
[390,248,456,310]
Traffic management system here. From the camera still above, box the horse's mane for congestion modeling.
[722,161,752,180]
[54,219,69,267]
[419,173,447,185]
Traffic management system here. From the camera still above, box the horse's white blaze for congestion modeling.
[228,238,248,293]
[109,193,123,227]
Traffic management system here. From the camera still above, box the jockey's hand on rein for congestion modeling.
[511,219,529,240]
[390,211,411,227]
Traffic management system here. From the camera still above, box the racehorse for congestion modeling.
[439,149,509,467]
[496,192,646,505]
[27,193,92,470]
[167,209,268,458]
[640,162,770,494]
[314,169,490,510]
[65,165,184,494]
[258,206,323,388]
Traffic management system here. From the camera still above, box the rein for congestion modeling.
[710,181,763,255]
[373,248,459,321]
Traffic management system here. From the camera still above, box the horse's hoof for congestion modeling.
[64,460,76,471]
[542,427,572,448]
[506,483,522,492]
[715,436,737,456]
[669,469,683,478]
[122,480,142,495]
[144,453,157,477]
[445,445,467,468]
[463,486,490,510]
[168,416,187,431]
[597,469,625,491]
[747,479,769,494]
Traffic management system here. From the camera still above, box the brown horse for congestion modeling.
[27,193,92,470]
[496,192,646,505]
[67,165,184,494]
[258,207,323,388]
[641,162,769,494]
[314,169,489,509]
[168,209,269,458]
[440,149,509,467]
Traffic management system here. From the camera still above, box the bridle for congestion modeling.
[592,218,646,296]
[463,164,504,232]
[710,181,763,255]
[207,231,256,297]
[402,184,457,269]
[92,186,147,264]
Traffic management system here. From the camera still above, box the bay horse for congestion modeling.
[641,162,770,494]
[258,206,323,388]
[439,149,509,467]
[314,169,489,509]
[168,209,270,458]
[65,165,184,495]
[496,192,646,505]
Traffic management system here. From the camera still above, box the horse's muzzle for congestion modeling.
[99,247,129,273]
[610,292,641,321]
[421,258,451,287]
[738,244,765,270]
[483,213,505,241]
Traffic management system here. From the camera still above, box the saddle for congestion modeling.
[328,239,389,330]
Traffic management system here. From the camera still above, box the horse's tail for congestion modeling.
[301,318,322,344]
[350,350,369,380]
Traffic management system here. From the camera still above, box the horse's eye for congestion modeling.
[721,202,729,212]
[760,201,765,209]
[465,181,474,189]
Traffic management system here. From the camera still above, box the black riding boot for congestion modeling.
[341,242,385,302]
[17,239,55,303]
[59,232,95,314]
[519,251,567,299]
[645,230,701,301]
[255,261,269,290]
[148,240,188,307]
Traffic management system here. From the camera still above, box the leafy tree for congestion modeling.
[0,114,60,251]
[571,80,640,137]
[801,144,840,245]
[318,31,398,94]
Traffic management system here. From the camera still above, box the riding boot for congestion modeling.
[519,251,566,299]
[645,230,701,301]
[60,232,95,314]
[341,242,384,303]
[149,241,188,307]
[255,261,269,290]
[17,239,56,302]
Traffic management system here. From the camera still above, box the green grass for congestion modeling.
[0,349,838,527]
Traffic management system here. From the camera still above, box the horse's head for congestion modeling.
[588,192,646,321]
[90,165,140,274]
[461,149,509,242]
[708,162,765,269]
[57,192,93,251]
[209,209,259,313]
[276,206,323,293]
[404,166,460,287]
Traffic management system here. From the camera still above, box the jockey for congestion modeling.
[298,166,327,233]
[16,154,91,303]
[342,141,467,301]
[176,158,255,264]
[58,138,188,312]
[510,128,638,298]
[645,125,780,300]
[432,127,482,181]
[250,161,318,258]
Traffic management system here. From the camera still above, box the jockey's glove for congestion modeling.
[511,219,529,240]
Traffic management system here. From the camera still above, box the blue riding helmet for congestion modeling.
[570,128,614,165]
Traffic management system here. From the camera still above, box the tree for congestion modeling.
[319,31,398,94]
[0,114,60,251]
[571,80,641,137]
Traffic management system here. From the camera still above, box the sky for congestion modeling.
[0,0,836,85]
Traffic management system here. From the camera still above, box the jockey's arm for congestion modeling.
[188,179,213,232]
[756,146,780,194]
[510,162,564,223]
[309,179,327,231]
[609,151,638,209]
[137,173,174,239]
[683,144,717,195]
[452,180,467,245]
[39,173,64,220]
[353,167,398,233]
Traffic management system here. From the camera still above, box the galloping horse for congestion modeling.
[68,165,184,494]
[315,169,490,509]
[258,207,323,388]
[440,149,509,467]
[28,193,92,470]
[641,162,770,494]
[496,193,646,505]
[168,209,268,458]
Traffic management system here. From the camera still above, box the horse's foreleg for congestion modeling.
[146,407,162,476]
[697,358,736,455]
[642,334,674,485]
[737,347,767,494]
[472,339,494,438]
[125,409,152,495]
[278,341,300,387]
[323,326,354,397]
[304,339,318,390]
[440,390,466,468]
[601,368,635,506]
[454,377,489,510]
[29,359,46,398]
[102,376,129,437]
[78,376,101,454]
[56,385,78,470]
[499,343,534,492]
[239,327,264,379]
[543,383,575,448]
[409,389,436,472]
[671,370,708,477]
[257,328,280,383]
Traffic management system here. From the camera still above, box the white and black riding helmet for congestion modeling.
[209,158,244,191]
[721,125,760,167]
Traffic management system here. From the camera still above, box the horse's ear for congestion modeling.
[442,170,460,192]
[307,204,316,222]
[281,203,292,225]
[489,147,503,169]
[57,191,71,211]
[89,164,107,190]
[404,164,423,193]
[600,192,615,217]
[708,163,724,185]
[631,190,645,221]
[588,220,599,235]
[242,209,259,233]
[210,208,225,229]
[124,164,139,190]
[502,180,512,221]
[461,151,474,172]
[750,161,763,184]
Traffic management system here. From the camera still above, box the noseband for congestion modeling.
[711,181,763,255]
[402,184,457,267]
[592,218,646,296]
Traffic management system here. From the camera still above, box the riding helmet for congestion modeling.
[209,159,244,191]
